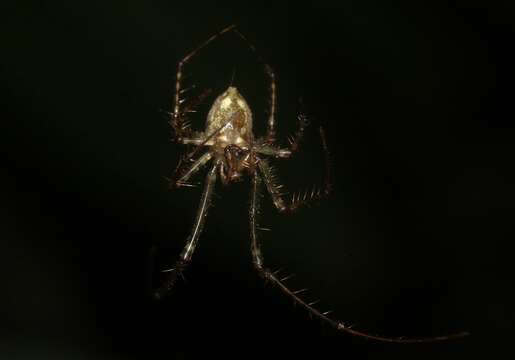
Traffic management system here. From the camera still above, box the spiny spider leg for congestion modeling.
[154,164,217,300]
[169,152,213,189]
[170,117,235,187]
[172,24,237,142]
[249,172,468,343]
[233,29,277,143]
[233,30,312,150]
[259,127,332,212]
[255,112,311,159]
[168,88,213,142]
[285,113,310,154]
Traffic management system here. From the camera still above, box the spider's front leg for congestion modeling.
[232,29,277,143]
[264,62,277,143]
[171,24,236,142]
[154,164,217,300]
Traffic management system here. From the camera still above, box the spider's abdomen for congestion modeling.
[206,87,253,150]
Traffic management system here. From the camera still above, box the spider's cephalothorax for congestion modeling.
[156,25,468,343]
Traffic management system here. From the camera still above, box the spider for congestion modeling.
[155,24,468,343]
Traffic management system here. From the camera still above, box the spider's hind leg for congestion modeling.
[249,171,338,323]
[249,171,468,342]
[258,127,332,212]
[154,164,218,300]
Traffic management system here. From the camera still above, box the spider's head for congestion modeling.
[222,144,250,183]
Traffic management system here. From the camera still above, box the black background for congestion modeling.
[3,1,515,359]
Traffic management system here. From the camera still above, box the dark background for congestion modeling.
[3,1,515,359]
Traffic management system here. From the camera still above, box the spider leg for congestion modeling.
[170,117,235,188]
[249,172,468,342]
[172,24,237,142]
[154,164,218,300]
[181,136,207,146]
[285,112,310,154]
[169,152,213,189]
[233,29,276,143]
[258,127,332,212]
[255,112,310,159]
